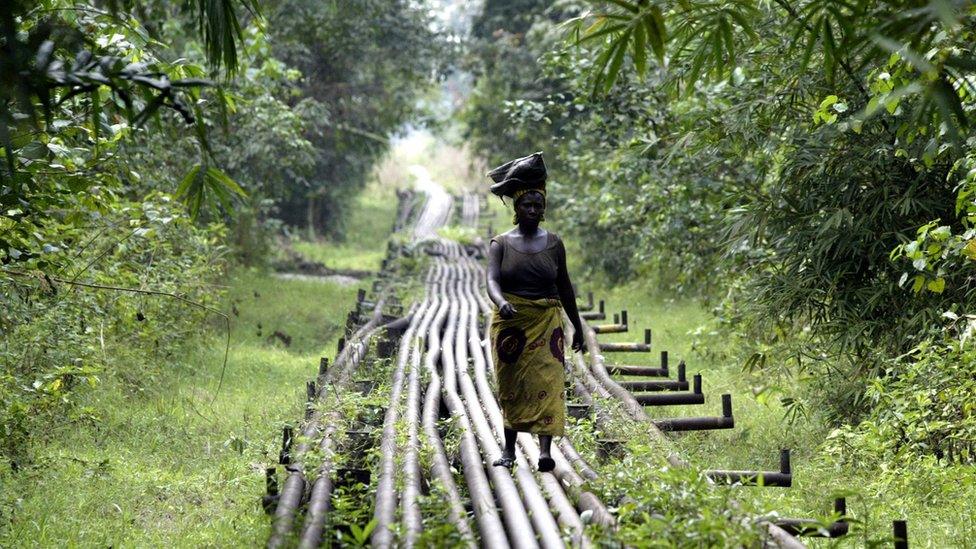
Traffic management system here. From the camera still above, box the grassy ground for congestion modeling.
[291,181,398,272]
[0,185,398,547]
[578,278,976,547]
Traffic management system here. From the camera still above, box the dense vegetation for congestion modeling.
[464,0,976,446]
[1,0,443,468]
[3,0,975,544]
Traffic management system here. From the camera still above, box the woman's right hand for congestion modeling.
[498,301,517,319]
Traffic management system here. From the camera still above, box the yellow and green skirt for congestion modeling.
[491,293,566,436]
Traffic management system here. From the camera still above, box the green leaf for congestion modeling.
[176,164,203,199]
[871,34,934,74]
[605,28,633,92]
[632,20,647,77]
[205,166,246,197]
[911,275,925,293]
[819,95,839,109]
[645,6,667,63]
[578,22,628,44]
[926,277,945,293]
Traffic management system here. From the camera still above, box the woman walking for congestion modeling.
[485,151,585,472]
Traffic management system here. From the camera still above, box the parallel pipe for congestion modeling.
[438,262,514,548]
[298,320,384,548]
[620,379,688,392]
[705,449,792,487]
[774,498,848,537]
[270,289,390,549]
[400,274,443,545]
[464,256,613,533]
[599,329,652,353]
[372,283,431,547]
[417,265,475,545]
[451,263,553,548]
[607,351,670,377]
[636,375,704,406]
[577,319,805,547]
[653,394,735,432]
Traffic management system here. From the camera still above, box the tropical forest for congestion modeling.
[2,0,975,547]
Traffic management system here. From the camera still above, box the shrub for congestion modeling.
[826,326,976,466]
[0,194,226,467]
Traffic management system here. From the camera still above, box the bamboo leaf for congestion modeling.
[632,20,647,77]
[176,164,203,198]
[578,22,628,44]
[205,166,247,197]
[645,6,667,63]
[719,15,736,67]
[604,27,633,92]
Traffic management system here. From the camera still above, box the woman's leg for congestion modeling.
[538,434,555,472]
[502,427,518,458]
[493,428,518,468]
[538,434,552,458]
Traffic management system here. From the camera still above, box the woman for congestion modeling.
[485,151,585,472]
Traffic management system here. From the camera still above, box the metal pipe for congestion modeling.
[637,373,703,405]
[593,323,628,334]
[371,281,431,547]
[606,364,668,377]
[462,256,612,535]
[705,470,791,487]
[400,271,443,546]
[452,262,550,548]
[296,423,336,548]
[262,467,279,514]
[599,342,650,352]
[557,438,599,481]
[580,300,605,320]
[575,296,804,547]
[775,498,848,537]
[298,298,385,549]
[893,520,908,549]
[435,261,507,543]
[618,379,689,391]
[599,329,651,352]
[278,426,293,465]
[305,381,316,419]
[653,394,735,432]
[636,392,704,406]
[578,291,594,311]
[418,276,475,545]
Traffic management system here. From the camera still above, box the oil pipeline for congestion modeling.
[262,187,910,547]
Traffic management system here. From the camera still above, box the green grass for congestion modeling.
[291,180,399,272]
[577,279,976,547]
[0,176,402,546]
[0,269,365,546]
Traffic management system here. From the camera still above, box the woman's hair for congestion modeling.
[512,190,546,224]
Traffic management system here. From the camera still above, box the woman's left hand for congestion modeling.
[571,331,585,353]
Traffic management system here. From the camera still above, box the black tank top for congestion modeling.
[491,232,562,299]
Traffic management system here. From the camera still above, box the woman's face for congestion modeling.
[515,191,545,224]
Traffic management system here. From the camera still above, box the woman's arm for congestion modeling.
[487,240,516,318]
[554,239,585,352]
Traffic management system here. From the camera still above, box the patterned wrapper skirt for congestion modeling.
[490,292,566,436]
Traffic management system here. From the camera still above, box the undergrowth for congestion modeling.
[573,279,976,546]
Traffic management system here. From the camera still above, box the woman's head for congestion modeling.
[513,189,545,225]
